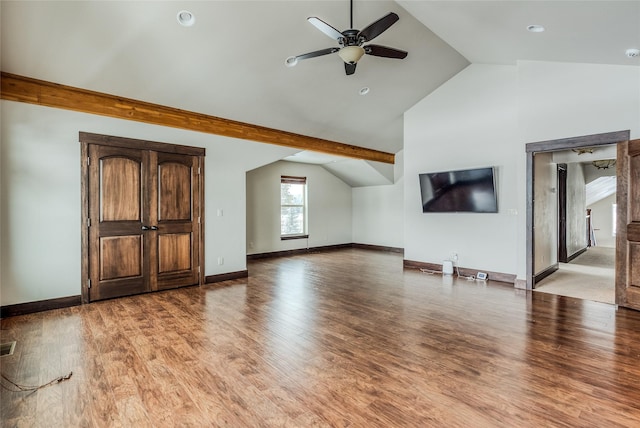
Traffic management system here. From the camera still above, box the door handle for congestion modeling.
[141,226,150,231]
[150,226,158,231]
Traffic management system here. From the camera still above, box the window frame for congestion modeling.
[280,176,308,240]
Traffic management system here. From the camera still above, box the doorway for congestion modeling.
[525,130,629,300]
[537,154,617,303]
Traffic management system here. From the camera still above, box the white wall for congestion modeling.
[246,160,353,255]
[404,61,639,281]
[1,103,81,304]
[352,179,404,249]
[204,142,297,276]
[589,193,616,248]
[404,64,521,275]
[352,151,404,249]
[518,61,640,143]
[0,101,297,305]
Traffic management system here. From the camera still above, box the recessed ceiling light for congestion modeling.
[527,24,545,33]
[285,56,298,67]
[359,87,370,96]
[625,48,640,58]
[177,10,195,27]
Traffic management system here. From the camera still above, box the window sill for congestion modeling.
[281,234,309,241]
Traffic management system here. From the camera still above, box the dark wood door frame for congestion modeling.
[80,132,206,304]
[525,130,629,291]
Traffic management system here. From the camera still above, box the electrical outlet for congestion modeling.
[217,257,224,265]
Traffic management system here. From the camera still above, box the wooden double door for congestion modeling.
[81,133,204,302]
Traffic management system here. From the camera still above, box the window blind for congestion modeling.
[281,176,307,185]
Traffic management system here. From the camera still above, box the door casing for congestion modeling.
[525,130,629,291]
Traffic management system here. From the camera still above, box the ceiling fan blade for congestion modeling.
[364,44,408,59]
[308,17,344,41]
[344,62,357,76]
[358,12,399,42]
[295,47,340,61]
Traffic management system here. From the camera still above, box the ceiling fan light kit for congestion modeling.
[287,0,407,76]
[338,46,365,64]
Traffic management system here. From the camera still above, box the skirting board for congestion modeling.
[566,247,587,263]
[351,243,404,254]
[204,270,248,284]
[533,263,559,284]
[1,295,82,319]
[248,243,403,260]
[403,259,517,284]
[247,243,352,260]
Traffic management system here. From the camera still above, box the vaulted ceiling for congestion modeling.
[2,1,639,169]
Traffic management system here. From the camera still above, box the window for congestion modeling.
[280,176,307,239]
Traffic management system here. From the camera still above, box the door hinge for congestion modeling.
[87,218,91,228]
[197,167,201,175]
[87,156,90,166]
[87,279,91,289]
[198,216,201,224]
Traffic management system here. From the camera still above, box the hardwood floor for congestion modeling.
[2,249,640,427]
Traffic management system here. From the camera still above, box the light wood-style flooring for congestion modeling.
[3,249,640,427]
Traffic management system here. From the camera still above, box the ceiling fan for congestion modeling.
[285,0,408,76]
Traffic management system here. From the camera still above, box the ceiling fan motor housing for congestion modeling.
[340,29,364,47]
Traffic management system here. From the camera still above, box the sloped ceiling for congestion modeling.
[398,0,640,66]
[0,0,468,157]
[2,1,639,186]
[586,176,616,206]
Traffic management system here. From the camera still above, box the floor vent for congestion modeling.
[1,341,16,357]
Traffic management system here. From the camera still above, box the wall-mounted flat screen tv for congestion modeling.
[419,167,498,213]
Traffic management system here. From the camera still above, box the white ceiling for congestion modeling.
[399,0,640,66]
[0,0,468,157]
[586,176,616,206]
[2,1,639,181]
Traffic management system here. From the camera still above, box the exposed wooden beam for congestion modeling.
[0,72,395,164]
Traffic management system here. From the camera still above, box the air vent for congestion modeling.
[1,341,16,357]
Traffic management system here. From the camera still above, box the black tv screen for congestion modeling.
[419,167,498,213]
